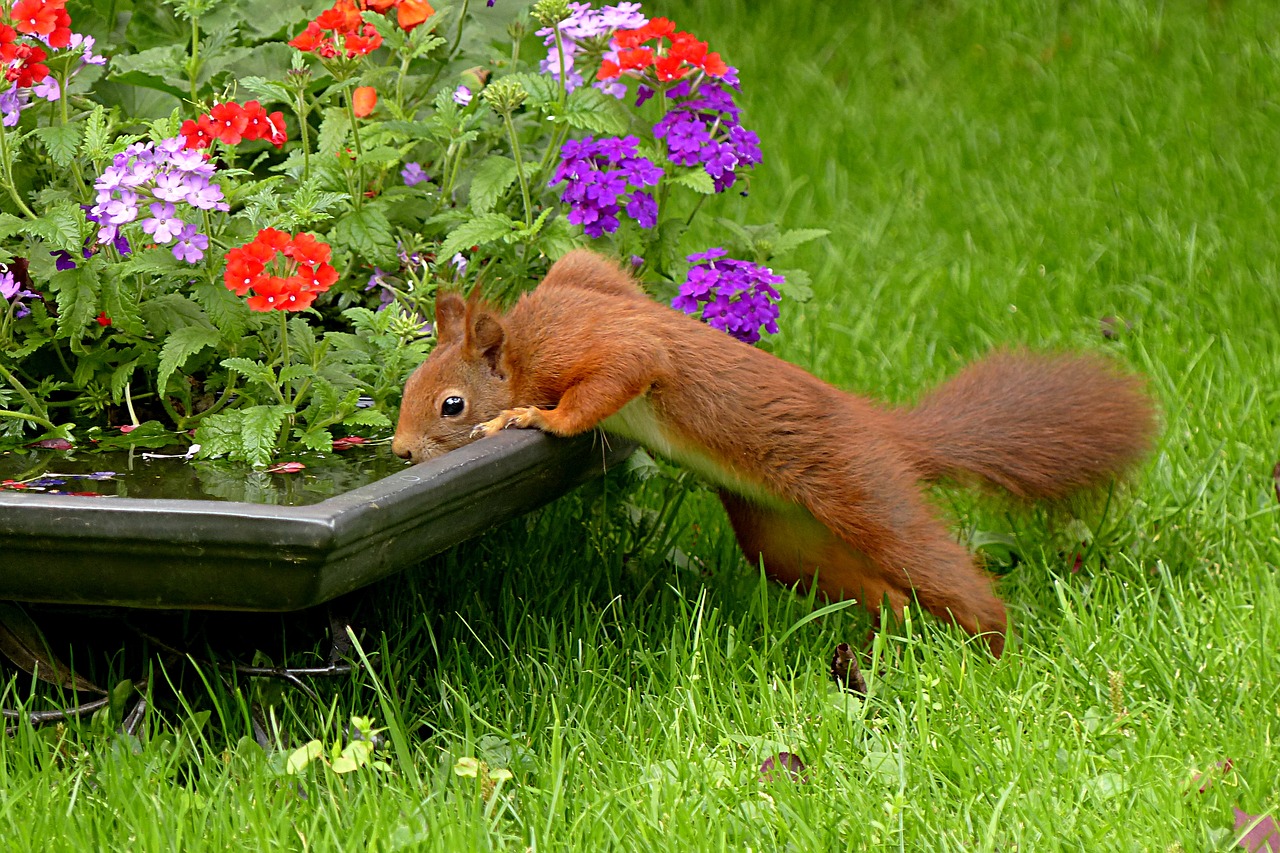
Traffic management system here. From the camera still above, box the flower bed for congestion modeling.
[0,0,826,467]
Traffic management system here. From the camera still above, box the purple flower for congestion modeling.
[0,266,38,319]
[91,137,222,263]
[537,3,647,95]
[0,88,27,126]
[652,76,762,192]
[69,33,107,66]
[549,134,664,238]
[673,250,783,345]
[171,223,208,262]
[140,202,186,243]
[453,85,472,106]
[33,76,59,102]
[401,162,429,186]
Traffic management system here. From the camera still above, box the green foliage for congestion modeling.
[1,0,799,461]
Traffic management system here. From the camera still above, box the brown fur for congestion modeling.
[392,250,1158,656]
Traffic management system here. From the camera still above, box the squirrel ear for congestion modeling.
[435,293,466,344]
[468,311,507,377]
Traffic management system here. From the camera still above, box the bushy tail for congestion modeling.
[895,351,1157,501]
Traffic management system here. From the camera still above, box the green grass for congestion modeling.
[4,0,1280,849]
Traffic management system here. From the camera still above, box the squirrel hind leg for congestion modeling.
[718,490,1009,657]
[800,489,1010,657]
[718,489,909,621]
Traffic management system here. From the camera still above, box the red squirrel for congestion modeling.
[392,249,1157,656]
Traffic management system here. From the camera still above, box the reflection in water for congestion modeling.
[0,444,409,506]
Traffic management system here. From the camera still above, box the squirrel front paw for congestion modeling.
[471,407,547,439]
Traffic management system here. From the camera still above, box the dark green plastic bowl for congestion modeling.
[0,431,632,611]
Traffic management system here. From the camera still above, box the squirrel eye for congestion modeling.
[441,396,465,417]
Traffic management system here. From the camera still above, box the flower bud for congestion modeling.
[481,78,528,114]
[531,0,571,27]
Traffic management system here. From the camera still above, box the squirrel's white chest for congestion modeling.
[601,397,783,507]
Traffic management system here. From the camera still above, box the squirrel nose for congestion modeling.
[391,436,413,460]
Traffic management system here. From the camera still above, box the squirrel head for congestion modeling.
[391,291,511,463]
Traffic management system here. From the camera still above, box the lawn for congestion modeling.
[3,0,1279,850]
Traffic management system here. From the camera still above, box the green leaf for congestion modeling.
[190,281,250,340]
[317,106,351,156]
[557,87,629,135]
[285,740,324,775]
[668,167,716,195]
[82,105,111,160]
[294,425,334,453]
[24,201,86,252]
[468,156,518,215]
[194,404,290,466]
[157,326,222,394]
[47,265,99,345]
[334,204,398,267]
[110,46,190,98]
[33,125,83,168]
[220,357,279,389]
[437,213,521,260]
[240,404,290,465]
[774,267,813,303]
[236,76,294,107]
[770,227,831,258]
[139,294,208,336]
[345,408,391,428]
[98,274,145,337]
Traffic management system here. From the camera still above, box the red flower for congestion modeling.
[225,229,338,312]
[208,101,250,144]
[343,23,382,57]
[315,0,363,32]
[180,114,216,149]
[223,249,265,296]
[394,0,434,31]
[184,101,289,149]
[285,232,331,266]
[288,20,326,52]
[11,0,72,49]
[265,111,288,148]
[598,18,728,84]
[96,311,111,327]
[3,41,48,87]
[352,85,377,117]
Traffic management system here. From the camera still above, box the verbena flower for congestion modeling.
[653,74,760,192]
[289,0,387,58]
[224,228,338,312]
[0,264,38,319]
[536,2,647,96]
[90,137,226,262]
[180,100,287,150]
[9,0,72,48]
[452,84,471,105]
[548,134,663,238]
[401,161,428,186]
[672,248,782,344]
[0,1,105,126]
[597,17,728,85]
[363,0,435,31]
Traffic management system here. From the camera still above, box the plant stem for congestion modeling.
[503,111,533,228]
[296,89,312,182]
[344,86,366,206]
[278,311,292,410]
[0,409,57,431]
[123,382,139,427]
[0,361,51,425]
[188,13,202,103]
[0,124,38,220]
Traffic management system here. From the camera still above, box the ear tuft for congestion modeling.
[435,293,466,344]
[466,304,507,377]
